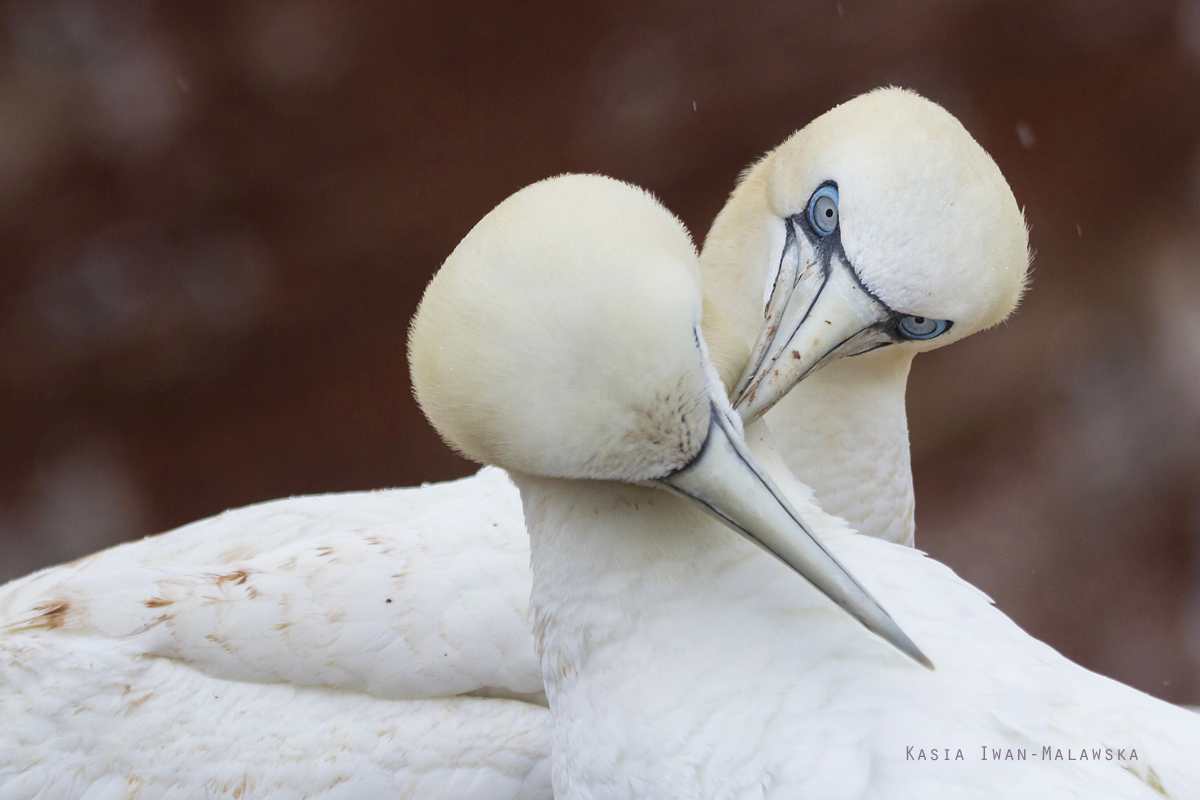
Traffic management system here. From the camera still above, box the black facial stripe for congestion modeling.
[762,221,798,319]
[790,181,890,313]
[792,181,955,345]
[847,341,894,358]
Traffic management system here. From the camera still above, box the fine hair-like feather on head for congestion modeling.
[704,87,1031,352]
[409,174,722,484]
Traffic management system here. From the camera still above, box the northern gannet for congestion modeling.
[408,173,927,799]
[412,173,1200,800]
[705,87,1028,546]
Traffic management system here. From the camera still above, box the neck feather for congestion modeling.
[764,345,916,545]
[505,430,884,798]
[508,424,860,702]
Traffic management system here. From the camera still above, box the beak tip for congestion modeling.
[869,614,934,671]
[897,634,935,671]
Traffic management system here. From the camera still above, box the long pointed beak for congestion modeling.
[658,406,932,669]
[733,233,891,424]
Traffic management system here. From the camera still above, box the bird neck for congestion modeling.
[764,345,916,545]
[506,436,881,798]
[511,474,753,694]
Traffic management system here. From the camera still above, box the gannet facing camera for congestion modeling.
[409,173,927,668]
[704,88,1030,544]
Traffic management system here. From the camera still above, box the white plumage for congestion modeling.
[3,89,1197,800]
[10,465,1194,798]
[1,467,550,799]
[404,172,1200,799]
[517,432,1200,798]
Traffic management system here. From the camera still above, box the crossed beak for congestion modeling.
[652,215,936,669]
[657,405,933,669]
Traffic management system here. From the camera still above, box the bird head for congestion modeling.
[409,173,713,484]
[702,88,1030,422]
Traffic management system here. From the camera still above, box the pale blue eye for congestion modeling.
[897,315,950,340]
[807,185,839,236]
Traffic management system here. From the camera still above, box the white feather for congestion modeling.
[0,467,551,799]
[516,435,1200,799]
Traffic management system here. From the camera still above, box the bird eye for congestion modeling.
[806,185,839,236]
[896,315,950,340]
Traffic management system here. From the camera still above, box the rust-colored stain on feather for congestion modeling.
[125,690,156,711]
[205,633,237,654]
[214,569,251,585]
[31,601,70,629]
[143,597,174,608]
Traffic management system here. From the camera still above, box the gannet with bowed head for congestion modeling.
[413,174,1200,799]
[410,172,926,668]
[704,87,1029,544]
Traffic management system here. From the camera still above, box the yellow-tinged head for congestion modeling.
[409,174,715,483]
[703,88,1031,421]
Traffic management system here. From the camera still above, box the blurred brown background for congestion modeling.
[1,0,1199,703]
